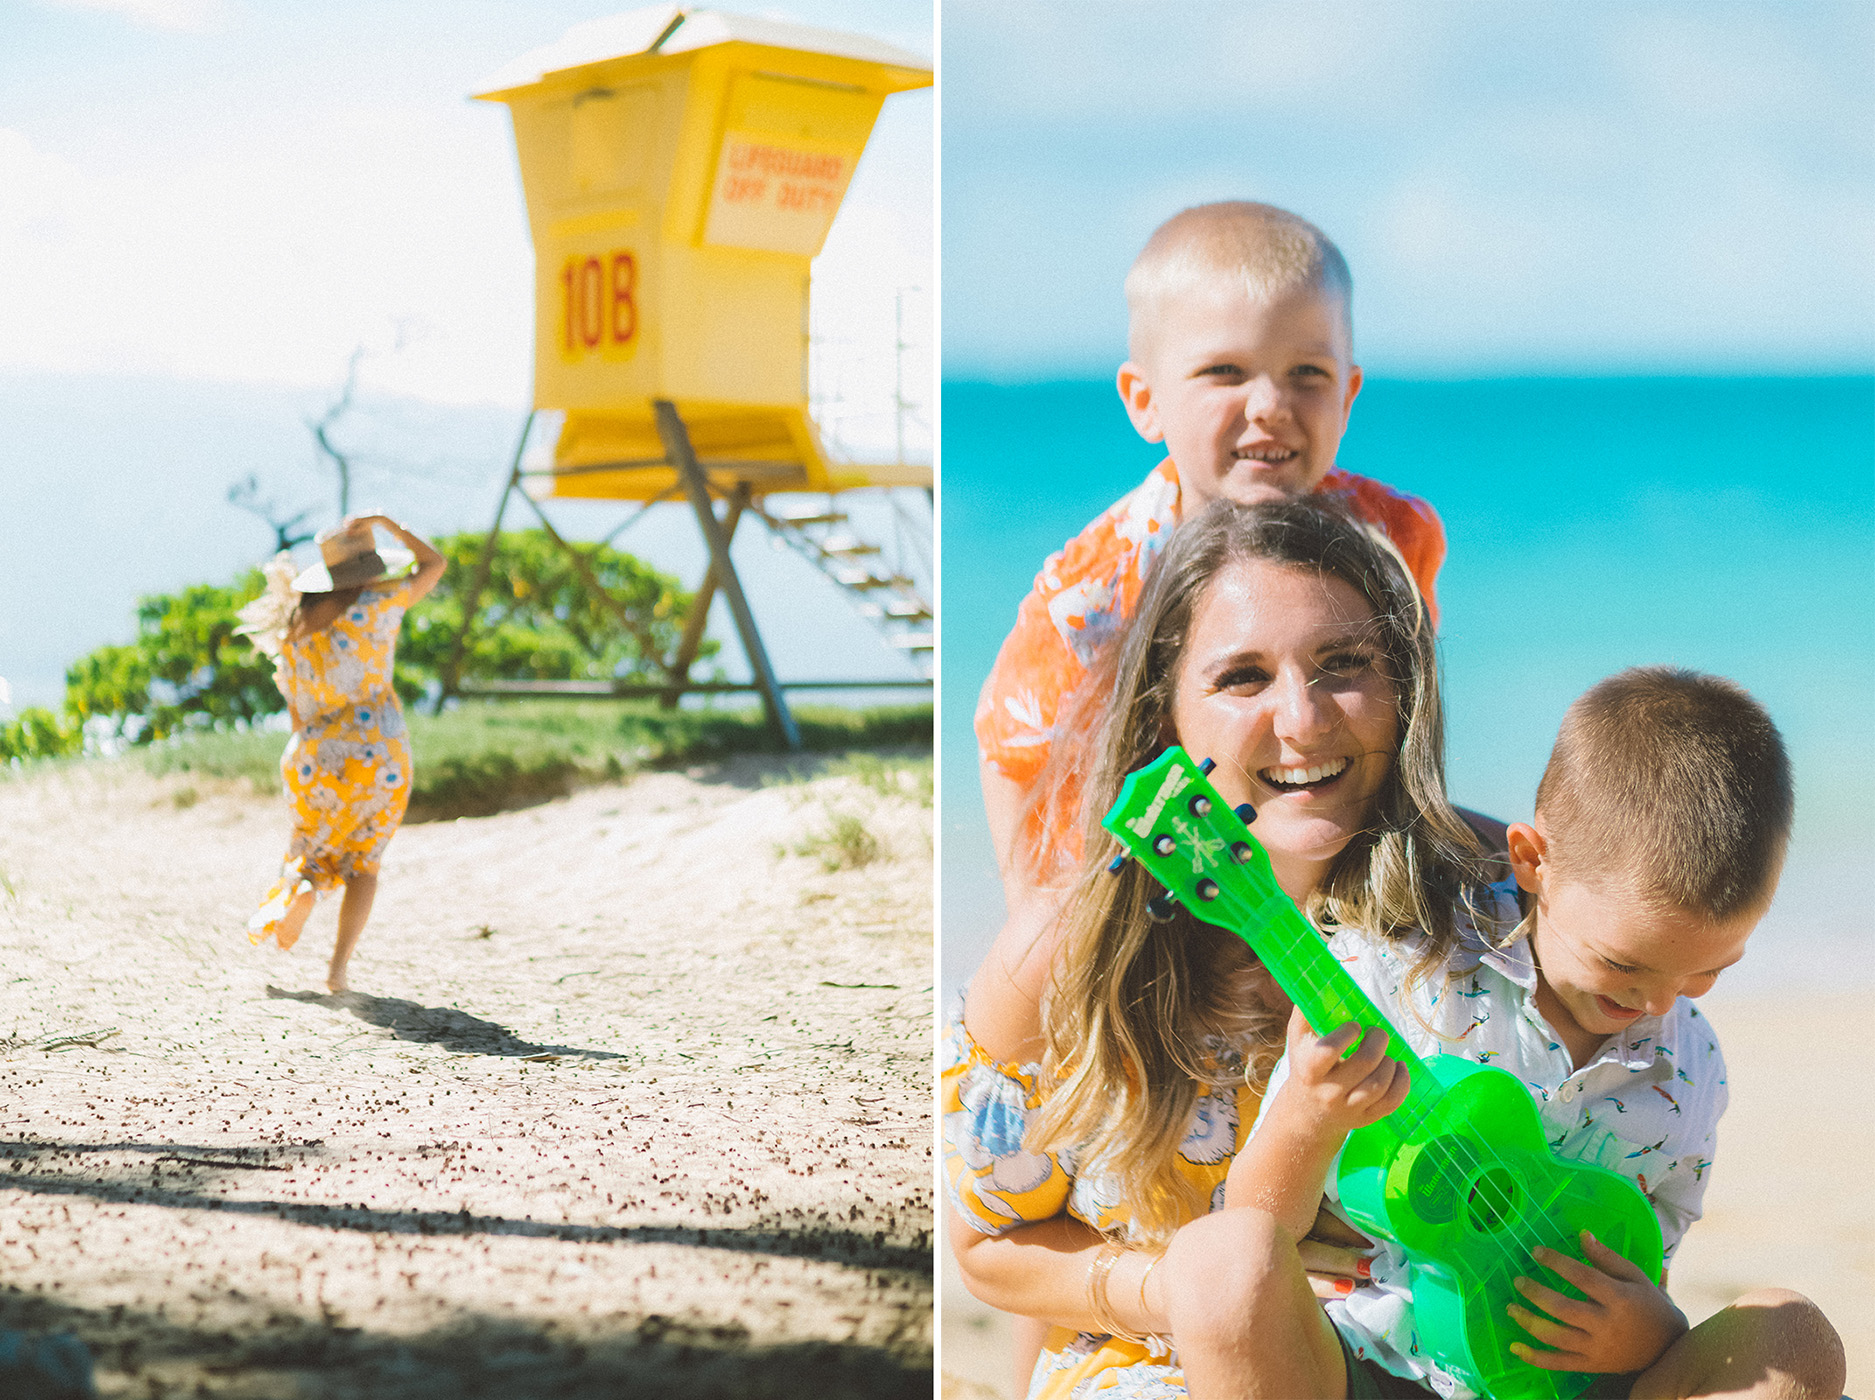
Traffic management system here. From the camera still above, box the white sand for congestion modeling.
[0,754,933,1398]
[940,987,1873,1397]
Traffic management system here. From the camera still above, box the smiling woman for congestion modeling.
[944,496,1493,1399]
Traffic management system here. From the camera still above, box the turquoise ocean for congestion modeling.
[941,376,1875,1000]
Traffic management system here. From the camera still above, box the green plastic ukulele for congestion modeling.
[1104,747,1663,1400]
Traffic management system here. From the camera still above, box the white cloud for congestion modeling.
[0,18,931,410]
[0,110,539,405]
[942,1,1874,374]
[35,0,224,32]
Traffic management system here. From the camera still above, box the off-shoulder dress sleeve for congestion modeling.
[941,1017,1073,1235]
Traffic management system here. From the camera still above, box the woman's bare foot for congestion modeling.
[325,873,377,1001]
[275,888,316,948]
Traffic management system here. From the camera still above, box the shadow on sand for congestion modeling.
[0,1283,930,1400]
[0,1145,929,1274]
[264,987,625,1061]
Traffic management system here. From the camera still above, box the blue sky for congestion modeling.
[942,0,1875,379]
[0,0,931,413]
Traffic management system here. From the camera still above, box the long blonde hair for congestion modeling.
[1028,498,1492,1244]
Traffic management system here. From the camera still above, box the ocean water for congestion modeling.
[941,375,1875,999]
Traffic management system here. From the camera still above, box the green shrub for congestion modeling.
[396,529,708,697]
[65,575,282,742]
[60,530,703,742]
[0,706,84,762]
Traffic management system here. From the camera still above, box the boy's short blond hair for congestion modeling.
[1124,201,1353,364]
[1535,667,1793,920]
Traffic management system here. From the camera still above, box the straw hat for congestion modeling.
[291,520,416,594]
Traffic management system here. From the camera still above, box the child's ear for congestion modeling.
[1505,822,1547,895]
[1341,363,1364,421]
[1116,363,1164,443]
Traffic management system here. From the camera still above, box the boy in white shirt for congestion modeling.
[1211,668,1845,1399]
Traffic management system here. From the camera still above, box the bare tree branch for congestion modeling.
[227,474,316,553]
[309,344,367,517]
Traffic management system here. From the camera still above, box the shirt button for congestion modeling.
[1559,1083,1578,1103]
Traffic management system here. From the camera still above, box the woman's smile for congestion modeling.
[1256,755,1353,791]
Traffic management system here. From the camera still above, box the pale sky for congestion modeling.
[943,0,1875,378]
[0,0,932,428]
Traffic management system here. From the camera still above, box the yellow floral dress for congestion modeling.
[248,585,413,949]
[942,1011,1266,1398]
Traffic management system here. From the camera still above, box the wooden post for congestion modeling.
[661,482,748,709]
[653,400,800,751]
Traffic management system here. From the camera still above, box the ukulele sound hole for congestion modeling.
[1464,1167,1520,1234]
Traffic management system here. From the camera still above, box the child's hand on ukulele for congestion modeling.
[1282,1007,1412,1135]
[1507,1229,1688,1374]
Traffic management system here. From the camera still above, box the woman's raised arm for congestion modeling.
[353,515,447,605]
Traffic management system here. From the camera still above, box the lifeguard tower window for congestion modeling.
[444,7,932,750]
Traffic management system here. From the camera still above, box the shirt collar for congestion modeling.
[1451,879,1537,989]
[1594,1004,1681,1072]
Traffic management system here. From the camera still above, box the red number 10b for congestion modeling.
[561,251,636,352]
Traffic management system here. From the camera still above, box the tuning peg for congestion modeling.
[1145,892,1178,923]
[1234,802,1256,824]
[1198,757,1216,775]
[1195,877,1219,901]
[1107,853,1129,875]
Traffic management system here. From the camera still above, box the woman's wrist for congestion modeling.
[1091,1245,1169,1339]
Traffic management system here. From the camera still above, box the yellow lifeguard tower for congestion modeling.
[444,6,932,747]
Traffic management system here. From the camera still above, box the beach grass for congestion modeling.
[119,699,932,820]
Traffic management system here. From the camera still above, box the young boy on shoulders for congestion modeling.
[975,202,1449,890]
[1201,668,1845,1400]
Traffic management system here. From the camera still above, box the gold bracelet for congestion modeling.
[1086,1243,1152,1344]
[1136,1252,1161,1327]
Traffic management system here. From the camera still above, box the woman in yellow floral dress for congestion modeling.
[239,516,445,993]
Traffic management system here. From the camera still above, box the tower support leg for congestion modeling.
[653,400,801,751]
[661,483,749,710]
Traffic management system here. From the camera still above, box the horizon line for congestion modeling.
[944,366,1875,389]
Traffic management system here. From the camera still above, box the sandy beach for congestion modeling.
[940,986,1874,1398]
[0,752,933,1397]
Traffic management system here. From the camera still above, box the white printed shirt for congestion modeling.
[1256,884,1727,1399]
